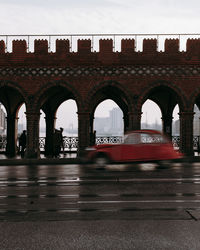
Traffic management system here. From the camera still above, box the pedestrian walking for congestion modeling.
[60,127,64,153]
[19,130,26,158]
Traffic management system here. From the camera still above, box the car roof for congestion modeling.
[125,129,162,135]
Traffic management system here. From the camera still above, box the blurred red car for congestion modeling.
[85,130,183,167]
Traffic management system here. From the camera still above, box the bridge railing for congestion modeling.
[2,33,200,53]
[26,135,200,152]
[38,136,123,152]
[37,135,200,153]
[0,135,199,153]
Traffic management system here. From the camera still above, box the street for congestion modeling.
[0,162,200,249]
[0,162,200,220]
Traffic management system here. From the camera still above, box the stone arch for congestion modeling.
[33,80,82,157]
[85,80,134,114]
[0,80,29,113]
[0,81,29,157]
[138,80,186,137]
[190,87,200,111]
[138,80,186,112]
[34,80,83,112]
[84,80,136,136]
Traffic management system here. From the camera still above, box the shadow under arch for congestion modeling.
[85,80,134,134]
[0,80,28,111]
[190,87,200,111]
[34,81,81,157]
[85,80,133,113]
[0,82,28,157]
[138,80,186,112]
[138,81,186,137]
[34,80,83,112]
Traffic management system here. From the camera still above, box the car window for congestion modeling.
[124,132,168,144]
[124,133,141,144]
[141,133,154,143]
[141,133,167,144]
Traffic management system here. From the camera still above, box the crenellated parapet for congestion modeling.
[56,39,70,54]
[78,39,91,53]
[13,40,27,54]
[0,40,5,54]
[164,39,179,53]
[121,39,135,53]
[186,39,200,55]
[99,39,113,53]
[34,39,48,54]
[0,38,200,66]
[143,39,157,53]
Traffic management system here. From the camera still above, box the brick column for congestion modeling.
[77,112,90,156]
[44,113,56,157]
[6,114,18,157]
[89,115,95,146]
[179,112,194,156]
[26,111,40,158]
[162,115,173,138]
[126,111,142,132]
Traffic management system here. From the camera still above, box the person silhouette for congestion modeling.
[19,130,26,158]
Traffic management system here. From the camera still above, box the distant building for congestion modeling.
[94,107,123,135]
[94,117,110,135]
[141,120,162,131]
[109,108,123,133]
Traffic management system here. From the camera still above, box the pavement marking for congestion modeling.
[192,162,200,167]
[1,177,200,187]
[0,192,200,199]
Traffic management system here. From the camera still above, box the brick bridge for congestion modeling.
[0,33,200,158]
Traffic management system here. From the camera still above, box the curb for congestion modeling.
[0,158,82,166]
[0,156,199,166]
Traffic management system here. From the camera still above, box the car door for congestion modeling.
[139,133,162,160]
[120,133,142,162]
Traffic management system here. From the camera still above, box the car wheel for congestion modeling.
[94,155,108,168]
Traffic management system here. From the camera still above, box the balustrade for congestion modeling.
[0,135,199,153]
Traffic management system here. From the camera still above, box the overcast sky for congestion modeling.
[1,0,200,34]
[2,0,198,131]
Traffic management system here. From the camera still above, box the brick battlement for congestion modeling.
[0,38,200,66]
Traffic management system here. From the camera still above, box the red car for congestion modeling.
[85,130,183,167]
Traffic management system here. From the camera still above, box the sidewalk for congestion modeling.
[0,220,200,250]
[0,153,80,165]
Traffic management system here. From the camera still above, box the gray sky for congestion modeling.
[2,0,198,129]
[1,0,200,34]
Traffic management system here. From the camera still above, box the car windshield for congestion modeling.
[123,132,168,144]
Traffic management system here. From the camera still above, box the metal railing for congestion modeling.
[1,33,200,52]
[36,136,200,152]
[38,136,122,152]
[38,136,78,152]
[37,135,200,153]
[0,135,199,152]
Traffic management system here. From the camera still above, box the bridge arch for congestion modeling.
[138,80,186,111]
[32,80,82,157]
[85,81,135,140]
[85,80,133,111]
[190,86,200,111]
[34,80,82,112]
[138,80,186,137]
[0,81,28,157]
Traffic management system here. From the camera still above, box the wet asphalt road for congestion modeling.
[1,162,200,250]
[0,162,200,221]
